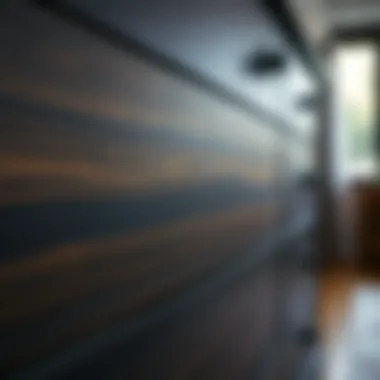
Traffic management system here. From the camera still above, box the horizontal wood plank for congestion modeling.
[0,1,296,378]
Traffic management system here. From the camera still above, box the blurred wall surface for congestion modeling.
[0,1,320,379]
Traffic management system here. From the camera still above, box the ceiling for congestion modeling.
[327,0,380,30]
[288,0,380,47]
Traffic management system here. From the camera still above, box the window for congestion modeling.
[334,44,377,179]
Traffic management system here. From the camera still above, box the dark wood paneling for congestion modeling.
[13,268,278,380]
[1,204,278,374]
[0,97,275,206]
[0,1,286,377]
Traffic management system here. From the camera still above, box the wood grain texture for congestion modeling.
[0,1,277,206]
[11,267,278,380]
[1,203,278,374]
[0,1,309,378]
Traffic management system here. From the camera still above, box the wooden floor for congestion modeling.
[319,267,380,380]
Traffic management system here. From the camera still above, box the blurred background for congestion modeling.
[1,0,380,379]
